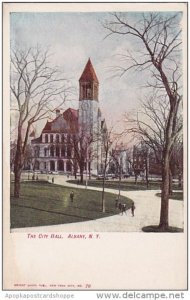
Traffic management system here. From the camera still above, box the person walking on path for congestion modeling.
[131,202,136,217]
[121,203,127,215]
[70,191,74,202]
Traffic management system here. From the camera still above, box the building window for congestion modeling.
[61,145,65,157]
[34,146,40,158]
[56,134,59,143]
[50,134,53,143]
[50,145,54,157]
[50,161,55,171]
[58,160,64,171]
[35,160,40,170]
[44,162,47,169]
[44,148,48,157]
[45,134,48,143]
[66,160,72,172]
[56,145,60,157]
[61,134,65,143]
[67,145,72,158]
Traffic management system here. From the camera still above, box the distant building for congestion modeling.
[132,143,162,176]
[30,59,107,175]
[110,145,131,175]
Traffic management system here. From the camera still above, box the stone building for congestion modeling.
[30,59,107,174]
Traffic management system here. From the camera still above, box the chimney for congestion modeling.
[56,109,61,117]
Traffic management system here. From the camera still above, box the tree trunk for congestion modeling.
[169,169,173,196]
[14,168,22,198]
[13,127,23,198]
[80,169,84,183]
[145,156,149,189]
[135,173,138,185]
[159,151,170,230]
[102,176,106,213]
[118,174,121,200]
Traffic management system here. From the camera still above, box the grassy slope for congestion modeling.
[68,179,182,191]
[11,181,133,228]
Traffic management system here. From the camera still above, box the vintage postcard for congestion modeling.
[3,2,187,291]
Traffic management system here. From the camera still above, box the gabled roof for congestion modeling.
[29,130,35,137]
[63,108,78,121]
[41,108,78,134]
[42,121,52,132]
[79,58,99,83]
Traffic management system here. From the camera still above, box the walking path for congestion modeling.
[12,175,184,232]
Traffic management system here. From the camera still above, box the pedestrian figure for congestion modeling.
[121,204,127,215]
[115,198,119,209]
[118,202,122,212]
[36,175,39,180]
[32,174,35,180]
[131,202,136,217]
[70,191,74,202]
[52,177,54,183]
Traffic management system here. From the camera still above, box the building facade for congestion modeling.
[30,59,106,175]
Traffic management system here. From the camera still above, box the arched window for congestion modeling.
[61,145,65,157]
[50,134,53,143]
[50,145,54,157]
[56,145,60,157]
[56,134,59,143]
[66,160,72,172]
[86,83,91,98]
[35,160,40,170]
[34,146,40,158]
[67,134,71,144]
[44,148,47,157]
[61,134,65,143]
[58,160,64,171]
[50,161,55,171]
[67,145,72,158]
[45,134,48,143]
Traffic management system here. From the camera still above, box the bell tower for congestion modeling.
[79,58,99,101]
[78,59,101,174]
[78,59,100,133]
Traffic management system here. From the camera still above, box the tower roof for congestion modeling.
[79,58,99,83]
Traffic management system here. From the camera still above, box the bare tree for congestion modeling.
[110,147,123,200]
[124,93,182,192]
[101,126,122,212]
[72,128,94,184]
[11,47,72,198]
[104,12,183,230]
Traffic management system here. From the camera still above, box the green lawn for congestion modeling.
[155,192,183,201]
[10,181,133,229]
[68,179,182,191]
[68,180,160,191]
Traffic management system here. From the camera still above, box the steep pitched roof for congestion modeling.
[42,121,52,132]
[63,108,78,121]
[79,58,99,83]
[29,130,35,137]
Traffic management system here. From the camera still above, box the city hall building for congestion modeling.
[30,59,107,175]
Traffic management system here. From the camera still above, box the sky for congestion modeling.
[10,12,147,135]
[10,11,181,138]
